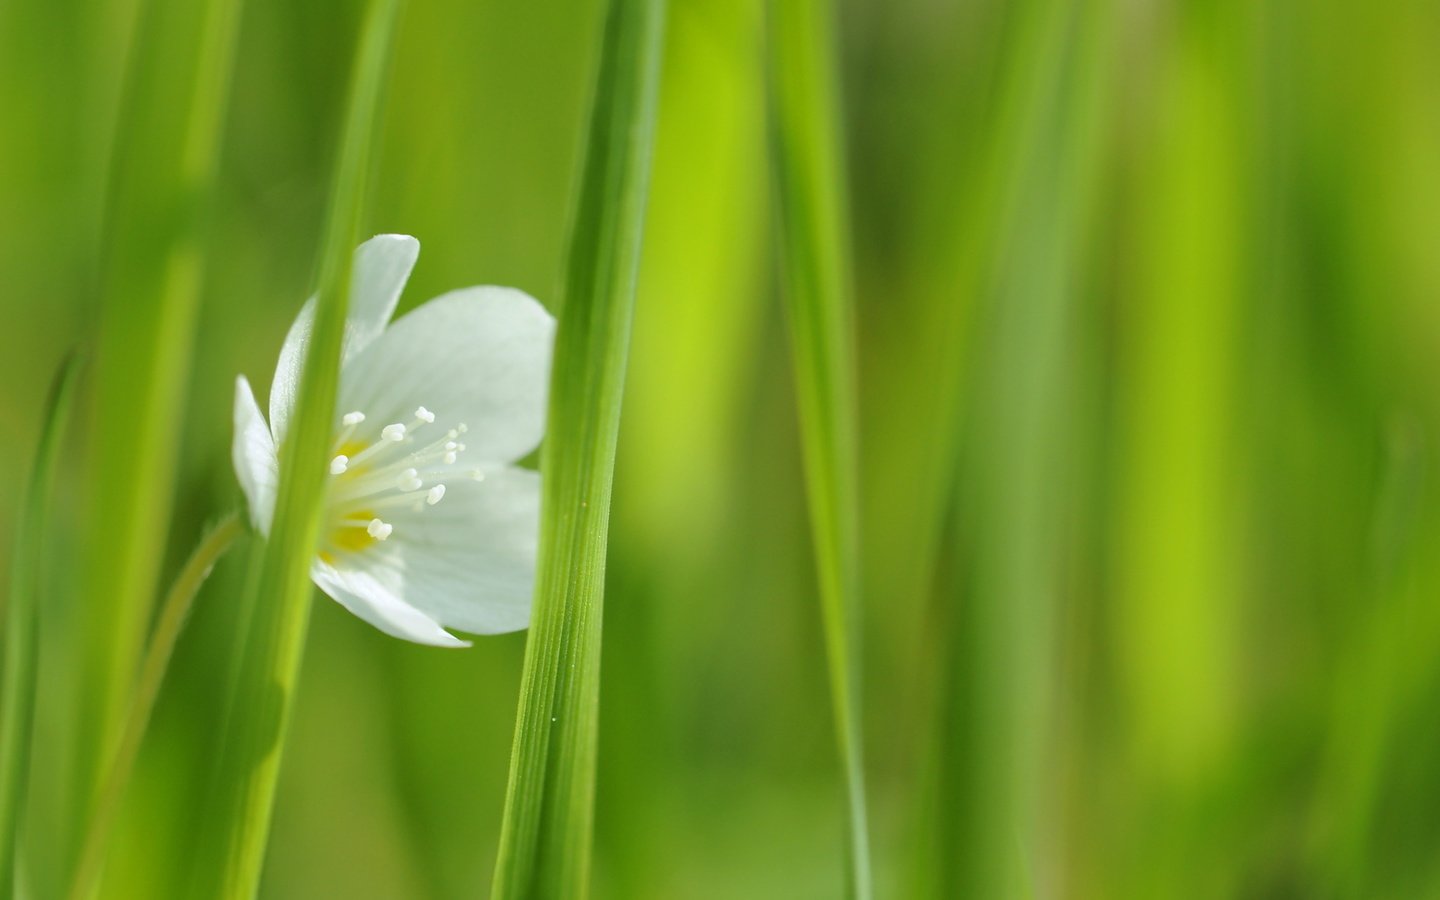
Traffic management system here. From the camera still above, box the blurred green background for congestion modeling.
[4,0,1440,896]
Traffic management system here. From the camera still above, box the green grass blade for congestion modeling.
[763,0,872,895]
[79,0,246,799]
[187,0,403,895]
[0,350,84,900]
[919,0,1114,894]
[489,0,666,895]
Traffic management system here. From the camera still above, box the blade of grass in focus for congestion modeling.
[920,0,1113,894]
[187,0,402,895]
[78,0,246,829]
[0,350,84,900]
[762,0,871,895]
[489,0,665,894]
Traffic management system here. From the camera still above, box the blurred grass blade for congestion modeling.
[68,511,243,900]
[921,0,1113,894]
[79,0,246,806]
[187,0,402,895]
[489,0,665,895]
[763,0,872,895]
[0,350,84,900]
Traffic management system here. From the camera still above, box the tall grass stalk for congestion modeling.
[80,0,245,808]
[187,0,402,895]
[923,0,1113,894]
[489,0,665,894]
[0,351,84,900]
[762,0,871,894]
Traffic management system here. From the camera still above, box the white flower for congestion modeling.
[231,234,555,647]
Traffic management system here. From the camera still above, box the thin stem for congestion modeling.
[68,511,244,900]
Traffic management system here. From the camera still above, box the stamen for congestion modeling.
[397,468,423,492]
[329,455,349,475]
[426,484,446,506]
[342,411,366,426]
[367,518,393,541]
[381,423,407,442]
[415,406,435,424]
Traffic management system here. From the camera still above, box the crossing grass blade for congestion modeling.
[0,350,84,900]
[763,0,872,894]
[186,0,403,895]
[488,0,666,895]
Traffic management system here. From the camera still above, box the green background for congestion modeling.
[3,0,1440,896]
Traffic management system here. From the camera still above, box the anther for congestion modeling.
[398,467,423,492]
[426,484,446,506]
[329,455,349,475]
[415,406,435,424]
[470,469,486,482]
[381,423,407,442]
[456,423,469,434]
[342,411,366,426]
[367,518,393,541]
[443,451,458,464]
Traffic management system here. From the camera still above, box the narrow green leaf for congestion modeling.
[489,0,666,895]
[79,0,246,800]
[919,0,1114,895]
[1,349,85,900]
[187,1,402,895]
[763,0,872,895]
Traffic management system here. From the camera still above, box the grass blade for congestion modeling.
[187,0,402,895]
[79,0,246,800]
[0,350,84,900]
[763,0,872,894]
[919,0,1114,894]
[489,0,666,895]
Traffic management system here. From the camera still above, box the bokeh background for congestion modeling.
[4,0,1440,897]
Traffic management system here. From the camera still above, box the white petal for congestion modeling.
[232,375,278,535]
[322,466,540,637]
[385,465,540,634]
[337,287,555,465]
[270,234,420,443]
[311,560,470,648]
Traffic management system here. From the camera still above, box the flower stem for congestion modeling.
[67,511,244,900]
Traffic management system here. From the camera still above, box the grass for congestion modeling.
[488,0,665,894]
[3,0,1440,896]
[0,351,83,899]
[763,0,872,894]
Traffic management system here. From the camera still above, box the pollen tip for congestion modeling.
[381,423,406,442]
[342,411,366,425]
[415,406,435,423]
[367,518,393,541]
[329,455,349,475]
[470,469,486,482]
[443,451,458,464]
[426,484,446,506]
[456,423,469,434]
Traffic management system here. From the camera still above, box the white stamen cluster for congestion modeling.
[323,406,483,551]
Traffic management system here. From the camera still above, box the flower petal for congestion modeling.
[270,234,420,442]
[232,375,278,535]
[337,287,555,465]
[322,465,540,638]
[312,560,470,648]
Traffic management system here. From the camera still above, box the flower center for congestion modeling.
[317,406,484,561]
